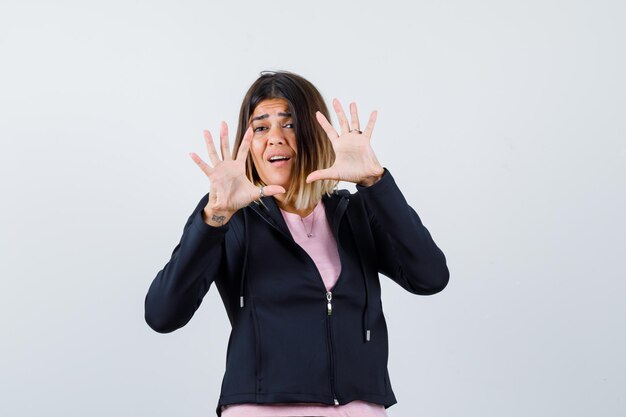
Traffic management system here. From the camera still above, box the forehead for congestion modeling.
[252,98,290,117]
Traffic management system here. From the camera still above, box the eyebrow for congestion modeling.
[251,112,292,122]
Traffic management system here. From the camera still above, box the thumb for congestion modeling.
[258,185,286,197]
[306,168,338,183]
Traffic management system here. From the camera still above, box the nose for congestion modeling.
[267,124,285,146]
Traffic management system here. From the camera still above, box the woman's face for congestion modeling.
[249,98,297,190]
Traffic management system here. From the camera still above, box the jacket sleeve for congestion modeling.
[356,169,450,295]
[144,194,229,333]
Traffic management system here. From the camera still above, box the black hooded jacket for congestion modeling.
[145,169,449,415]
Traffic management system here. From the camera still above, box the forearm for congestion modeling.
[357,169,449,295]
[145,197,230,333]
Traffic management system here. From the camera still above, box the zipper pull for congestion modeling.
[334,398,339,405]
[326,291,333,316]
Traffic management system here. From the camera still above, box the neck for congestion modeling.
[275,195,317,218]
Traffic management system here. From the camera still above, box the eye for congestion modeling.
[283,123,294,129]
[253,126,267,133]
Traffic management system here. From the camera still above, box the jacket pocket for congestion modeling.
[255,302,332,397]
[220,308,258,396]
[250,296,263,394]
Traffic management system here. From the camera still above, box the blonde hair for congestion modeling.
[233,71,337,210]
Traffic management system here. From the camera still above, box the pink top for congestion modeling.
[221,201,387,417]
[221,400,388,417]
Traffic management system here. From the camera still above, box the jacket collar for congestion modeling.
[247,191,350,240]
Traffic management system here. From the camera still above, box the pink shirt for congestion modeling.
[221,201,387,417]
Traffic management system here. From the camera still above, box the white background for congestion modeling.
[1,1,625,416]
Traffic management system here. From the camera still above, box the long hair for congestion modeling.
[233,71,337,210]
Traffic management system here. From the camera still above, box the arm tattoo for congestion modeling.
[211,214,226,226]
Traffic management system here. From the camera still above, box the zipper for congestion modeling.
[326,291,339,405]
[249,202,348,406]
[326,291,333,315]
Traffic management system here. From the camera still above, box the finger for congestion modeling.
[333,98,350,135]
[257,185,286,198]
[363,110,378,138]
[349,102,361,132]
[315,111,339,142]
[220,121,232,160]
[236,127,253,161]
[203,130,221,166]
[306,167,339,183]
[189,152,212,176]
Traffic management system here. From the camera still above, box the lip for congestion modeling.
[268,158,291,168]
[266,152,293,162]
[266,155,292,169]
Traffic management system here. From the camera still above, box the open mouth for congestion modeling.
[268,155,291,164]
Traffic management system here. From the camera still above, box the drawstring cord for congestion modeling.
[239,209,250,308]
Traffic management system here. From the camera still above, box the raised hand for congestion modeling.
[190,122,286,226]
[306,99,384,187]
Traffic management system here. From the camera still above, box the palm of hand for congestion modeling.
[206,160,258,212]
[190,123,285,213]
[306,99,383,185]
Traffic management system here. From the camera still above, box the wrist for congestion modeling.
[202,206,234,227]
[357,169,384,187]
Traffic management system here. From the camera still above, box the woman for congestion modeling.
[145,71,449,416]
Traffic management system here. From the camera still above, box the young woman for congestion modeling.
[145,71,449,416]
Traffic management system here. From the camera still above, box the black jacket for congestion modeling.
[145,169,449,415]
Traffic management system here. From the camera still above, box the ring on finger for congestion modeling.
[350,129,362,134]
[259,186,265,198]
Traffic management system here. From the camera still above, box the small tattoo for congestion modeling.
[211,215,226,226]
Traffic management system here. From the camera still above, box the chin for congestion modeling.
[259,168,292,190]
[275,177,292,190]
